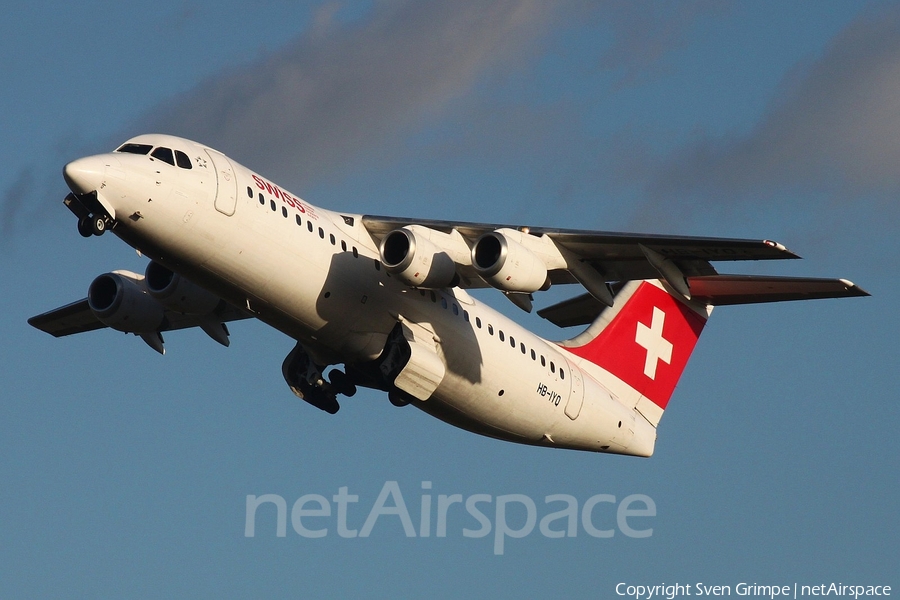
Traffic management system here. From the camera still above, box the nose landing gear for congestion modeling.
[77,214,109,237]
[66,193,110,237]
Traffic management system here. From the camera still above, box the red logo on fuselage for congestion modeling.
[252,174,316,218]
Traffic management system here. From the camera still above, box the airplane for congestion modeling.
[29,134,868,457]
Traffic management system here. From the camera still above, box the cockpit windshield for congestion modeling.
[151,147,175,166]
[115,143,193,170]
[174,150,192,169]
[116,143,152,155]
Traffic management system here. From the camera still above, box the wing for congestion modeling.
[29,296,251,352]
[362,216,796,283]
[362,215,798,300]
[27,298,107,337]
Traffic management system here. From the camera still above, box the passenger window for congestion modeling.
[308,221,313,232]
[247,186,254,198]
[488,324,494,335]
[259,193,265,205]
[550,362,556,374]
[270,200,276,211]
[341,241,347,251]
[540,356,546,367]
[175,150,192,169]
[296,215,302,226]
[530,349,536,360]
[476,317,482,328]
[319,227,325,239]
[560,369,565,380]
[330,234,336,245]
[499,331,505,342]
[151,147,175,166]
[520,343,526,354]
[510,336,515,348]
[441,298,447,309]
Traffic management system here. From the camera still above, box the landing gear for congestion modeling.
[281,342,343,414]
[328,369,357,397]
[91,214,108,236]
[77,214,109,237]
[77,217,93,238]
[388,391,411,407]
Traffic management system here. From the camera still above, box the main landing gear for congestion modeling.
[281,342,357,414]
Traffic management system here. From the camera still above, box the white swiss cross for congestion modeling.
[635,306,673,380]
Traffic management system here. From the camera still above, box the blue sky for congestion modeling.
[1,1,897,597]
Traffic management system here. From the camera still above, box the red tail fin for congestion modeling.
[563,280,710,415]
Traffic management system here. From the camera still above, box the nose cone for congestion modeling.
[63,156,107,195]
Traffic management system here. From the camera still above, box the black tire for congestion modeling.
[77,217,93,238]
[388,391,410,407]
[91,215,107,236]
[329,370,357,397]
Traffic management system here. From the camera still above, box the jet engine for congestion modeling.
[144,261,220,315]
[472,231,549,293]
[379,227,459,288]
[87,271,165,333]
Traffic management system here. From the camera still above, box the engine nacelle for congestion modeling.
[144,261,220,314]
[472,231,549,293]
[88,271,165,333]
[379,227,459,288]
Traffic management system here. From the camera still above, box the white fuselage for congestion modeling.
[74,134,656,456]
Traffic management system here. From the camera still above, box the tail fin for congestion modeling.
[561,280,711,426]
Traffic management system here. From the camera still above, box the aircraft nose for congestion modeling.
[63,156,107,195]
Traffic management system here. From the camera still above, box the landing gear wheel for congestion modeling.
[91,215,107,236]
[389,391,411,407]
[328,370,357,397]
[310,391,340,414]
[77,217,93,238]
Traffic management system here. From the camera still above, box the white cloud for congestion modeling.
[639,5,900,207]
[139,0,563,187]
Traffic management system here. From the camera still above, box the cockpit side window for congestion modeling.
[151,147,175,166]
[116,143,153,155]
[174,150,192,169]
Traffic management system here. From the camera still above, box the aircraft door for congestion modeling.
[206,149,238,216]
[563,357,584,420]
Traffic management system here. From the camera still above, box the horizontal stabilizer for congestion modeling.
[687,275,869,305]
[539,276,869,328]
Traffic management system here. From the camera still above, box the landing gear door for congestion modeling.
[206,149,237,216]
[380,319,446,401]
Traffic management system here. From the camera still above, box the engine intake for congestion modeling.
[145,262,220,314]
[380,227,459,288]
[472,231,549,293]
[88,271,165,333]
